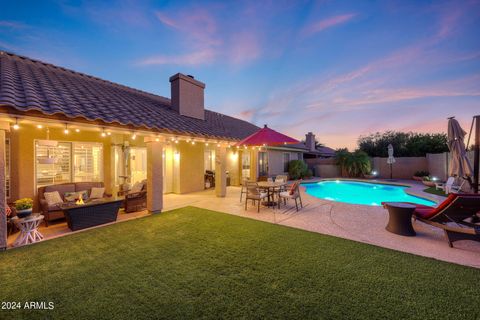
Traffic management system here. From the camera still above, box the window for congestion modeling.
[258,152,268,177]
[73,143,103,182]
[5,138,10,198]
[283,153,290,172]
[35,140,103,188]
[130,147,147,184]
[241,152,250,180]
[204,149,215,172]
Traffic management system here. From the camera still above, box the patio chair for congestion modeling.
[240,178,252,202]
[278,181,303,211]
[409,194,480,247]
[435,177,465,194]
[244,183,268,213]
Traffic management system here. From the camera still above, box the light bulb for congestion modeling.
[37,124,43,129]
[13,124,19,130]
[75,129,80,133]
[101,132,106,137]
[107,132,111,135]
[64,129,69,134]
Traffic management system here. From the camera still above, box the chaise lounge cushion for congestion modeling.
[413,194,458,220]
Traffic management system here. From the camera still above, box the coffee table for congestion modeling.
[61,198,123,231]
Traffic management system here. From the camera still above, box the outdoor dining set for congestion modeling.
[241,175,303,213]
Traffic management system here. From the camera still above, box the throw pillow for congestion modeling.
[77,190,89,201]
[130,182,143,194]
[44,191,63,206]
[90,187,105,199]
[64,191,78,202]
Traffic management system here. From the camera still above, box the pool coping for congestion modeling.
[300,178,441,206]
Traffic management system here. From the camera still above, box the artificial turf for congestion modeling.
[1,206,479,319]
[423,186,448,197]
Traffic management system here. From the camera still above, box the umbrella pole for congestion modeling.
[390,164,393,179]
[474,115,480,193]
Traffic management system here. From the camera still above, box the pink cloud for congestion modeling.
[302,13,357,37]
[228,32,262,65]
[0,20,27,29]
[137,48,216,66]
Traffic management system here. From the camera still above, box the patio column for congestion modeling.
[0,122,8,250]
[215,146,227,197]
[145,137,164,214]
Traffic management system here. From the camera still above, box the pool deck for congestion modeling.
[7,179,480,268]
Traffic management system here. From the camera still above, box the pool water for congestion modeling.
[303,180,437,207]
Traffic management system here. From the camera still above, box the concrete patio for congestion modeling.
[7,180,480,269]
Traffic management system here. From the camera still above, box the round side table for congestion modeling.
[11,214,44,247]
[384,202,416,236]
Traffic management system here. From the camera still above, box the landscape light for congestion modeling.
[372,171,378,176]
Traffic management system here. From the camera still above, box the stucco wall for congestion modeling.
[226,150,241,186]
[372,157,427,179]
[267,150,301,177]
[176,141,205,193]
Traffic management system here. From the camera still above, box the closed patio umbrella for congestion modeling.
[387,144,396,179]
[448,117,473,179]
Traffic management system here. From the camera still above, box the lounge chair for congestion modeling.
[411,194,480,247]
[435,177,465,194]
[244,183,268,212]
[240,178,251,202]
[278,181,303,211]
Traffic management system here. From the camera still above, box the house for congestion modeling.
[0,51,332,248]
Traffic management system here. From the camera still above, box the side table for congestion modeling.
[11,214,44,247]
[384,202,416,236]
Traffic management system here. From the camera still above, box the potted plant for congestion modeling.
[413,170,429,181]
[14,198,34,218]
[422,176,436,187]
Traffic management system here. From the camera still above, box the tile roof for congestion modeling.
[0,51,259,140]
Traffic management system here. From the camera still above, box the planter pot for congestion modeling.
[422,180,436,187]
[412,176,424,181]
[16,208,32,218]
[364,174,376,179]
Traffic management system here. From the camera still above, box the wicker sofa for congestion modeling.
[38,182,111,226]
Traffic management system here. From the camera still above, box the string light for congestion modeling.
[12,118,19,130]
[131,132,137,140]
[75,128,80,133]
[101,128,106,137]
[37,124,43,129]
[64,123,69,134]
[107,131,111,135]
[191,138,195,145]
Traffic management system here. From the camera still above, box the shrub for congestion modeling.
[15,198,33,210]
[335,149,371,178]
[414,170,429,177]
[288,160,309,180]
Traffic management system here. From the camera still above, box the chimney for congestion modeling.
[169,73,205,120]
[305,132,316,152]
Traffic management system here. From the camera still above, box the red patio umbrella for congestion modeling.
[235,125,299,147]
[235,125,299,177]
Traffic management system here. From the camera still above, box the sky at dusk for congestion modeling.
[0,0,479,149]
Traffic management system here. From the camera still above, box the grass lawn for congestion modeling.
[1,207,479,319]
[423,186,448,197]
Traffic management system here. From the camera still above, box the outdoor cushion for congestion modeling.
[64,191,78,202]
[77,190,89,200]
[90,187,105,199]
[44,191,63,206]
[130,182,144,194]
[413,193,458,220]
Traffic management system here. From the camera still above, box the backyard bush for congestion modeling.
[358,131,449,157]
[335,149,372,177]
[288,160,311,179]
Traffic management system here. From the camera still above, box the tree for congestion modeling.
[358,131,448,157]
[335,149,371,177]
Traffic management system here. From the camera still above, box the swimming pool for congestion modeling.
[303,180,437,207]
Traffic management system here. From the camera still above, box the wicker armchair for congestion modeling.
[124,181,147,213]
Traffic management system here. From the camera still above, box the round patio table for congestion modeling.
[384,202,416,236]
[11,214,44,247]
[257,181,287,207]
